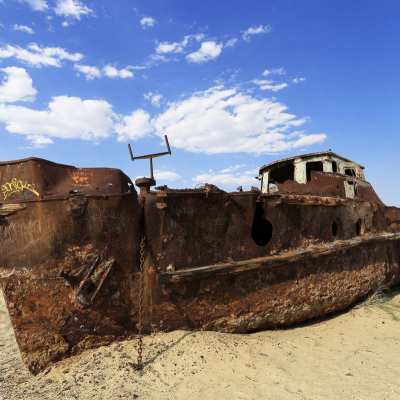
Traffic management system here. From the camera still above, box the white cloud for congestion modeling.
[150,54,170,63]
[253,80,288,92]
[140,17,155,29]
[292,77,306,84]
[0,23,4,28]
[54,0,93,20]
[144,92,163,107]
[193,171,258,188]
[225,38,238,48]
[0,43,83,67]
[0,67,37,103]
[156,42,182,54]
[73,64,135,80]
[61,21,69,27]
[266,83,288,92]
[0,73,326,154]
[155,34,205,54]
[16,0,48,11]
[153,170,182,181]
[74,64,101,80]
[103,65,134,79]
[186,41,223,63]
[151,86,326,154]
[126,65,147,70]
[219,164,245,173]
[263,67,285,76]
[115,109,152,142]
[0,96,115,146]
[242,25,272,41]
[26,135,54,148]
[12,24,35,34]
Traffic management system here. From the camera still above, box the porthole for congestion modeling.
[332,221,338,237]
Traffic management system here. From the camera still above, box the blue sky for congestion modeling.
[0,0,399,206]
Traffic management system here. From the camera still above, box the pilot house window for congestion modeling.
[269,163,295,184]
[345,168,356,177]
[306,161,324,182]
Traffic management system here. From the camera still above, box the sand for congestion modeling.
[1,286,400,400]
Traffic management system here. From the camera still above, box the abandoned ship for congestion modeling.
[1,139,400,374]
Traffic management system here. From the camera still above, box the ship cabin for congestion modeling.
[258,151,377,201]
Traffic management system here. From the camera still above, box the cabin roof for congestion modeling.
[259,151,365,173]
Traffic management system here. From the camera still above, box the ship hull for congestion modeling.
[1,158,400,374]
[1,207,400,374]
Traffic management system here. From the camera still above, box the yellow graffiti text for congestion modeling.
[1,178,40,200]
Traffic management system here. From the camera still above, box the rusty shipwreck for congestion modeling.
[1,141,400,374]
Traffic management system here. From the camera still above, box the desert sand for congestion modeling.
[1,285,400,400]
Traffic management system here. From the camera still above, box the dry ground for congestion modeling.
[1,286,400,400]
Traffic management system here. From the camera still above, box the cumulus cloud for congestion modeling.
[219,164,246,173]
[0,43,83,67]
[144,92,164,107]
[0,73,326,153]
[0,96,115,146]
[151,86,326,154]
[26,135,54,148]
[153,170,182,181]
[225,38,238,47]
[155,34,204,54]
[73,64,135,80]
[263,67,285,76]
[12,24,35,34]
[103,65,133,79]
[253,80,288,92]
[193,171,257,188]
[74,64,101,80]
[114,109,152,142]
[242,25,272,41]
[16,0,48,11]
[186,41,223,63]
[0,67,37,103]
[126,65,148,70]
[292,77,306,84]
[140,17,155,29]
[54,0,93,20]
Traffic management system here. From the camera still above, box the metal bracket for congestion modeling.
[60,255,115,308]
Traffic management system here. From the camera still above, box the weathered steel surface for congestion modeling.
[0,154,400,375]
[145,237,400,333]
[0,158,142,374]
[157,233,400,283]
[272,171,383,204]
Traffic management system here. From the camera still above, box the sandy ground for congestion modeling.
[1,287,400,400]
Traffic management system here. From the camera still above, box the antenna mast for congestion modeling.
[128,135,172,195]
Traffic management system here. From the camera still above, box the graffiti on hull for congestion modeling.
[1,178,40,200]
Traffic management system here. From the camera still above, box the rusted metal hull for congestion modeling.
[0,195,142,374]
[1,158,400,374]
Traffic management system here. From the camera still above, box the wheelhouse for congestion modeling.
[259,151,367,199]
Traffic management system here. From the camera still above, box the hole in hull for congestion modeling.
[252,203,273,246]
[356,219,364,236]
